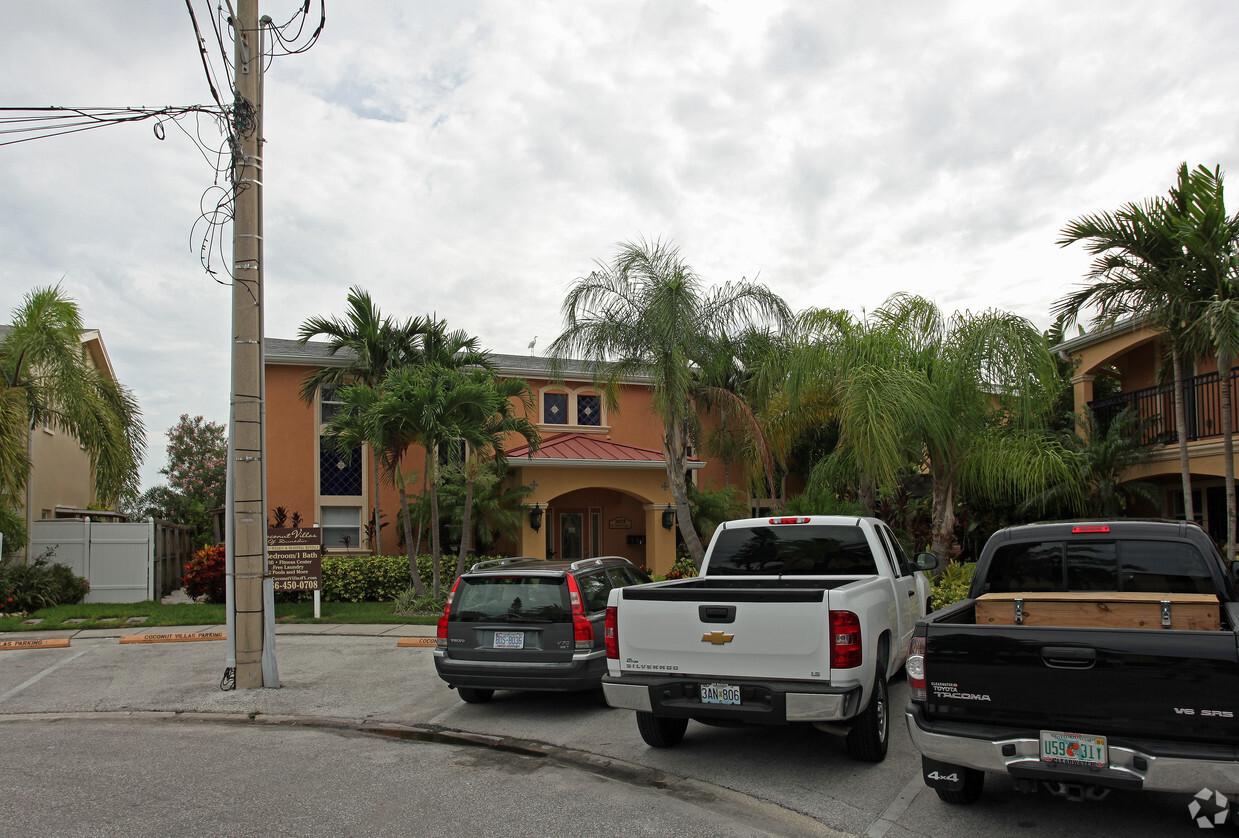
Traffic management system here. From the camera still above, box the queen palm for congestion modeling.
[549,237,792,568]
[782,295,1071,560]
[1,286,144,518]
[298,286,427,555]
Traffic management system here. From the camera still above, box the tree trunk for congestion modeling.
[662,418,705,568]
[429,458,442,598]
[371,448,382,556]
[1171,345,1195,522]
[1220,349,1235,562]
[858,472,877,517]
[929,472,956,562]
[398,468,425,596]
[456,469,475,579]
[412,450,429,559]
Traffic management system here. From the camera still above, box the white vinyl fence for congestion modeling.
[28,518,194,603]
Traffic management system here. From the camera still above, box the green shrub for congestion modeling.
[0,559,90,612]
[392,585,448,617]
[930,561,976,611]
[183,544,226,603]
[321,554,412,602]
[664,553,699,580]
[415,553,464,591]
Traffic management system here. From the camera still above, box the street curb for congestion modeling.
[0,710,849,837]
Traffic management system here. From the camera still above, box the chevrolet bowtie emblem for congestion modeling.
[701,631,734,645]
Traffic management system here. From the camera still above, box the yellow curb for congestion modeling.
[119,631,227,644]
[0,637,71,651]
[396,637,437,648]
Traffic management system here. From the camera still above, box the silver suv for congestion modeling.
[433,556,651,703]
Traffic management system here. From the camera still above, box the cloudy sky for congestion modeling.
[3,1,1237,492]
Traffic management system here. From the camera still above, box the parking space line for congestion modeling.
[0,643,96,705]
[865,771,925,838]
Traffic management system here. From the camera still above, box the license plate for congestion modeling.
[1040,730,1107,768]
[493,631,524,650]
[700,683,741,705]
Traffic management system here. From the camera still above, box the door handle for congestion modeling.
[1041,646,1096,669]
[699,605,736,623]
[907,589,916,597]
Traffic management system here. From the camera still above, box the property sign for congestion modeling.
[267,527,323,591]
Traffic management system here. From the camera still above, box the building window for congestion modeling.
[321,506,361,551]
[320,384,345,424]
[577,394,601,426]
[541,388,605,428]
[544,392,568,424]
[320,436,362,496]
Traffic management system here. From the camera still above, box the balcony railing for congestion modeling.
[1089,368,1239,446]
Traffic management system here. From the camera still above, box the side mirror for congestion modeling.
[915,552,939,572]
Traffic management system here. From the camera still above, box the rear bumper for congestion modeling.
[434,650,606,692]
[905,703,1239,794]
[603,673,863,724]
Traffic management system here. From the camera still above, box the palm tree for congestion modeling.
[1175,164,1239,560]
[453,372,539,577]
[548,237,792,568]
[1055,171,1202,524]
[298,286,426,555]
[782,294,1072,560]
[367,364,494,596]
[1,286,144,518]
[1020,408,1160,518]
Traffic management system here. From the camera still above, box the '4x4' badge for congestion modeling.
[702,631,734,645]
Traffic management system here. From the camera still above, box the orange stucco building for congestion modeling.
[264,339,731,575]
[1054,318,1238,544]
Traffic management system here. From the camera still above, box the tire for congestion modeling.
[457,687,494,704]
[636,712,688,748]
[845,670,889,762]
[935,768,985,805]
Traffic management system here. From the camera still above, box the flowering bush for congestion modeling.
[0,561,89,612]
[183,544,227,603]
[664,554,699,580]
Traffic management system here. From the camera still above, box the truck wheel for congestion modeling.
[457,687,494,704]
[845,671,889,762]
[935,769,984,805]
[636,712,688,747]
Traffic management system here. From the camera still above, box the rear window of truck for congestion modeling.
[982,539,1215,595]
[707,525,878,576]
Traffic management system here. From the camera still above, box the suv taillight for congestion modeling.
[566,575,593,650]
[829,610,862,668]
[604,605,618,659]
[436,578,461,647]
[907,636,926,702]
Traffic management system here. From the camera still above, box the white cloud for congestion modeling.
[2,0,1237,491]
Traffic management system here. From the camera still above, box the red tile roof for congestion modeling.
[506,433,700,464]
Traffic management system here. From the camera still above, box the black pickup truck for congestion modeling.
[905,520,1239,807]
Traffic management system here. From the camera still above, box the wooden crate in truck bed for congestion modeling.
[975,591,1221,630]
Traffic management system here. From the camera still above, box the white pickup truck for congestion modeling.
[602,515,937,761]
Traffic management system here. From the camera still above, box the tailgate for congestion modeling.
[616,585,830,680]
[924,623,1239,744]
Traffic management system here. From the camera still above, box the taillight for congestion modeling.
[436,578,461,647]
[907,636,926,702]
[566,575,593,650]
[768,517,811,524]
[1071,525,1111,534]
[829,610,862,668]
[605,605,619,659]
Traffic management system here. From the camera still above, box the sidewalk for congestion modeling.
[4,622,438,641]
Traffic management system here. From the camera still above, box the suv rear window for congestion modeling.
[983,539,1215,595]
[453,576,568,623]
[707,525,878,576]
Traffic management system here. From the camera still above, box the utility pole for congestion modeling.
[225,0,276,689]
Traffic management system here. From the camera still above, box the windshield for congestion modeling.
[452,576,568,623]
[707,525,878,576]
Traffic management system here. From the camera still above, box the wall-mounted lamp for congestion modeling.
[661,503,675,530]
[530,502,543,532]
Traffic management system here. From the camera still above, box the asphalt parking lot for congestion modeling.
[0,624,1221,836]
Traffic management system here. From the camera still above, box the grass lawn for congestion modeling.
[0,600,439,632]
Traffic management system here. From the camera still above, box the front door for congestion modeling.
[560,512,584,560]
